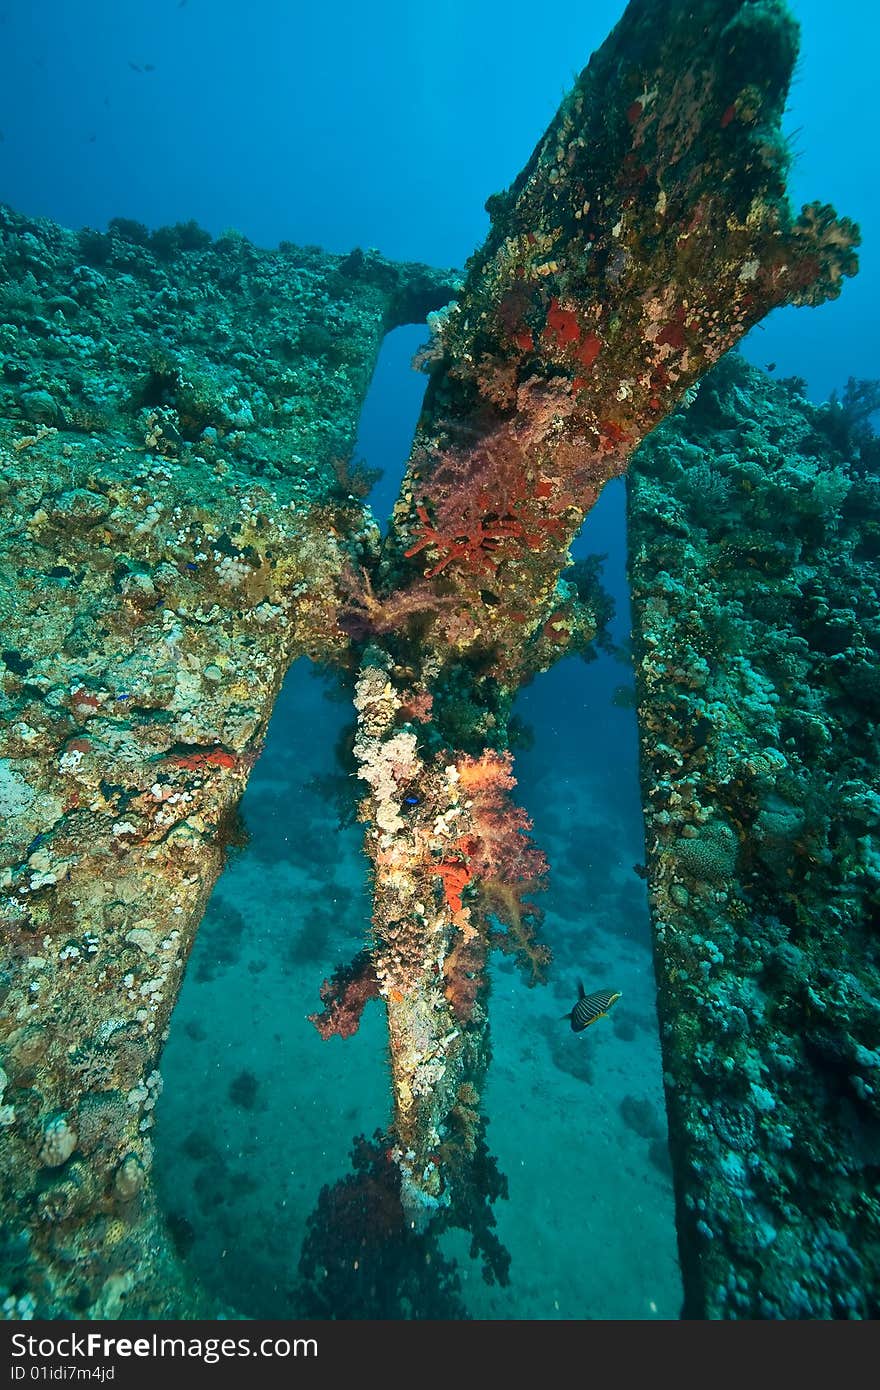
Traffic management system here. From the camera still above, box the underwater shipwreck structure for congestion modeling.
[0,0,875,1320]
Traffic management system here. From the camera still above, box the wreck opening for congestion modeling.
[352,323,433,530]
[153,657,390,1316]
[151,318,435,1316]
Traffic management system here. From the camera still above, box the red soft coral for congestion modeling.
[404,503,524,577]
[403,429,574,580]
[309,951,380,1039]
[443,936,488,1022]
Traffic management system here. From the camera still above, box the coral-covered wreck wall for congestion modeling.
[629,354,880,1317]
[0,206,457,1317]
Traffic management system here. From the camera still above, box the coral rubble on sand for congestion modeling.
[629,354,880,1318]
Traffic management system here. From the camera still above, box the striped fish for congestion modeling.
[565,982,621,1032]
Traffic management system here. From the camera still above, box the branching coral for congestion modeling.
[403,429,577,584]
[405,501,527,578]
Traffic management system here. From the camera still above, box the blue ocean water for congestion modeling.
[1,0,876,399]
[1,0,876,1321]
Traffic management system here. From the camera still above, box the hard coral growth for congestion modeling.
[630,353,880,1317]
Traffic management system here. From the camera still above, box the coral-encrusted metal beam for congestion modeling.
[351,0,857,1240]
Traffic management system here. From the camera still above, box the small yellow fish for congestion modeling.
[565,982,621,1032]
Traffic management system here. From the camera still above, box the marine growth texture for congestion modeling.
[0,0,860,1319]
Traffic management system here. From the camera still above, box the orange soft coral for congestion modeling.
[453,751,551,982]
[479,877,551,984]
[457,752,547,884]
[436,857,472,915]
